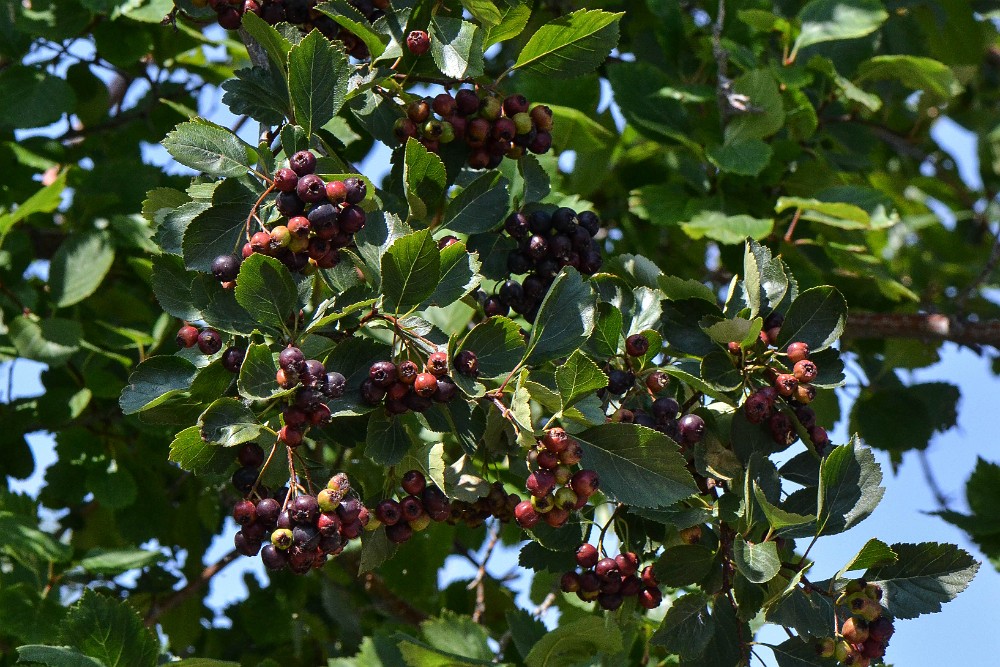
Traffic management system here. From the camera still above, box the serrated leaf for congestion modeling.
[775,196,871,230]
[150,254,203,321]
[575,423,698,508]
[76,549,163,575]
[420,611,493,661]
[458,316,526,379]
[524,616,622,667]
[513,10,623,78]
[767,638,839,667]
[403,139,447,222]
[0,512,72,564]
[816,437,884,536]
[233,253,297,331]
[15,645,105,667]
[429,17,484,79]
[119,356,197,414]
[836,538,897,579]
[793,0,888,53]
[163,120,257,177]
[9,316,82,367]
[650,593,714,658]
[359,527,397,573]
[461,0,501,26]
[753,483,816,531]
[653,544,716,587]
[59,590,158,667]
[287,30,350,136]
[181,177,258,273]
[426,241,480,307]
[484,2,531,48]
[864,542,979,619]
[554,350,607,410]
[524,268,597,365]
[365,409,416,466]
[775,285,847,352]
[237,343,285,400]
[198,398,263,447]
[241,11,293,69]
[857,55,959,101]
[707,139,773,176]
[168,425,229,474]
[381,230,440,314]
[221,66,289,126]
[733,535,780,583]
[681,211,774,245]
[49,231,115,308]
[0,170,68,246]
[316,1,388,58]
[442,171,510,234]
[586,302,623,357]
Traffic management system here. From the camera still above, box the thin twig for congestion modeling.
[469,523,502,623]
[918,449,951,511]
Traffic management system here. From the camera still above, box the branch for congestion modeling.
[145,548,239,626]
[468,523,501,623]
[844,312,1000,349]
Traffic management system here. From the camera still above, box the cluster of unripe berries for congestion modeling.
[560,544,662,611]
[233,472,369,575]
[203,0,386,59]
[360,351,463,414]
[513,429,599,530]
[275,345,346,445]
[816,580,895,666]
[221,151,367,277]
[741,336,829,453]
[490,207,602,322]
[393,91,554,169]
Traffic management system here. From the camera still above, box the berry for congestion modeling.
[560,441,583,466]
[375,499,402,526]
[536,449,559,470]
[795,383,817,404]
[640,565,658,587]
[238,442,265,467]
[296,174,326,203]
[455,89,479,115]
[560,571,581,593]
[526,470,555,498]
[401,470,426,495]
[413,372,438,397]
[324,372,346,398]
[273,168,298,192]
[570,470,600,499]
[339,205,366,233]
[744,391,772,424]
[279,345,305,372]
[212,254,240,282]
[369,360,397,388]
[544,507,570,527]
[426,351,448,376]
[399,495,423,521]
[271,528,294,550]
[289,150,317,176]
[595,557,619,580]
[530,105,554,131]
[646,370,669,393]
[841,617,869,644]
[793,359,818,383]
[325,180,348,203]
[454,350,478,376]
[541,428,570,454]
[197,329,223,355]
[638,587,662,609]
[651,397,680,423]
[343,176,366,204]
[678,414,706,443]
[774,373,799,397]
[176,325,199,348]
[576,543,599,568]
[606,369,632,395]
[432,93,456,117]
[483,296,508,317]
[553,486,577,510]
[615,552,639,576]
[289,494,319,524]
[386,521,413,543]
[625,333,649,357]
[514,500,539,528]
[786,341,809,363]
[220,347,244,373]
[406,30,430,55]
[233,499,257,525]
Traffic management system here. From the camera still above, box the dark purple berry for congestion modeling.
[212,254,240,282]
[289,150,317,176]
[197,329,222,355]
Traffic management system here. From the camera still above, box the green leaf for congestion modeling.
[836,538,897,579]
[816,438,884,536]
[775,286,847,352]
[9,316,82,367]
[119,356,197,414]
[650,592,714,658]
[513,10,623,78]
[458,316,526,380]
[381,229,441,313]
[653,545,716,587]
[59,590,158,667]
[793,0,888,52]
[150,255,203,321]
[484,2,531,48]
[442,171,510,234]
[315,1,388,59]
[707,139,773,176]
[429,17,484,80]
[420,611,494,661]
[586,302,623,357]
[76,549,163,575]
[403,138,447,222]
[198,398,263,447]
[16,645,105,667]
[524,616,622,667]
[768,638,839,667]
[237,343,285,400]
[680,211,774,245]
[0,66,75,130]
[181,177,258,273]
[365,409,414,466]
[743,238,789,317]
[524,268,597,365]
[288,29,350,136]
[48,231,116,308]
[575,423,698,508]
[168,425,229,474]
[753,483,816,531]
[724,70,785,143]
[241,12,293,69]
[220,66,290,126]
[775,197,871,230]
[0,512,72,564]
[732,535,780,583]
[234,253,297,331]
[864,542,979,619]
[0,170,67,247]
[162,120,258,177]
[425,240,480,307]
[555,350,607,410]
[765,575,836,639]
[460,0,501,26]
[850,381,959,453]
[856,55,960,101]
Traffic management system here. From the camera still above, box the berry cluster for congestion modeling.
[560,545,662,611]
[513,429,600,530]
[393,91,554,168]
[176,323,223,356]
[371,470,450,543]
[493,207,603,322]
[446,481,521,528]
[235,473,369,575]
[204,0,386,59]
[816,580,895,666]
[224,151,368,276]
[276,345,346,445]
[613,397,706,446]
[741,335,829,454]
[360,352,458,414]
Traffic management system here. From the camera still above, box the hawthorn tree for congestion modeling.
[0,0,997,665]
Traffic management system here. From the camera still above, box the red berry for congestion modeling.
[176,324,199,348]
[197,329,222,355]
[570,470,599,498]
[615,552,639,576]
[279,425,303,447]
[432,93,456,117]
[406,30,430,55]
[786,341,809,363]
[514,500,539,528]
[560,571,581,593]
[541,428,569,454]
[233,499,256,525]
[426,351,448,376]
[289,150,317,176]
[273,168,298,192]
[638,587,662,609]
[413,372,438,397]
[575,543,599,568]
[625,333,650,357]
[525,470,555,498]
[646,370,669,393]
[793,359,818,383]
[401,470,426,495]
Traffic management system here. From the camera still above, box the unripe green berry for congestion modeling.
[271,528,294,550]
[512,112,533,135]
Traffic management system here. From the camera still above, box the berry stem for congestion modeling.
[243,182,276,246]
